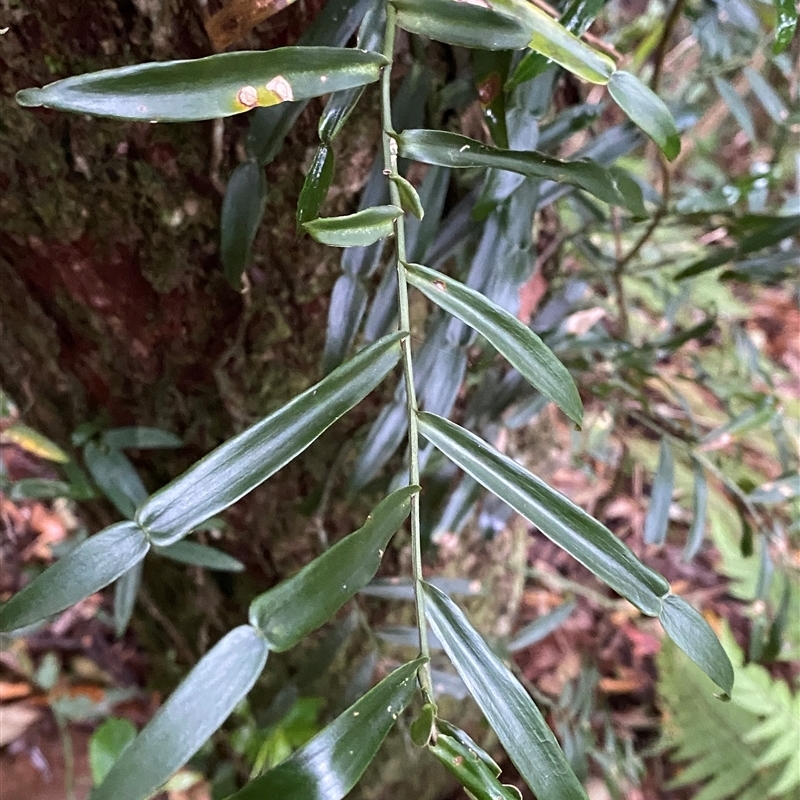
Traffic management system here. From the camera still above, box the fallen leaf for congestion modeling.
[565,307,607,336]
[0,703,41,746]
[0,681,33,702]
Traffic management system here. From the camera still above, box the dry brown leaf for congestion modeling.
[564,307,606,336]
[0,682,33,702]
[205,0,296,51]
[0,703,41,746]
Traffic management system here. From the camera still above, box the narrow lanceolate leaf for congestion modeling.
[297,144,335,229]
[1,423,69,463]
[773,0,798,53]
[404,262,582,424]
[221,160,267,288]
[322,274,368,374]
[303,205,403,247]
[226,658,425,800]
[16,47,388,122]
[93,626,268,800]
[137,333,403,544]
[423,583,587,800]
[607,71,681,160]
[507,600,577,652]
[248,486,416,650]
[418,413,670,614]
[391,175,425,219]
[89,718,137,786]
[102,426,183,450]
[83,441,148,519]
[429,731,522,800]
[643,438,674,546]
[393,0,531,51]
[154,541,245,572]
[500,0,615,84]
[659,594,734,697]
[508,0,606,87]
[317,2,386,142]
[0,522,149,632]
[682,459,707,562]
[397,130,632,210]
[113,561,143,637]
[675,214,800,280]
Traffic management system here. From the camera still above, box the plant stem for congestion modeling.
[381,5,434,704]
[649,0,687,92]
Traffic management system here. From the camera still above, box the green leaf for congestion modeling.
[659,594,734,697]
[422,583,587,800]
[744,67,789,125]
[137,332,402,544]
[154,541,245,572]
[607,71,680,160]
[8,478,73,501]
[417,412,670,614]
[0,522,150,632]
[391,175,425,219]
[249,486,416,649]
[16,47,388,121]
[84,441,148,519]
[297,145,335,229]
[397,129,633,210]
[102,427,183,450]
[410,703,436,747]
[404,261,583,424]
[675,215,800,280]
[89,718,137,787]
[701,396,776,446]
[500,0,615,84]
[713,77,756,141]
[507,600,577,652]
[608,166,648,218]
[643,438,674,546]
[508,0,606,88]
[113,562,143,637]
[322,274,368,374]
[221,160,267,289]
[748,473,800,505]
[225,658,425,800]
[773,0,798,53]
[303,205,403,247]
[392,0,531,51]
[473,50,512,148]
[1,423,69,462]
[683,459,708,562]
[244,0,373,165]
[429,729,522,800]
[317,3,386,142]
[93,625,268,800]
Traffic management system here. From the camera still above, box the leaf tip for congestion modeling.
[664,133,682,161]
[16,88,43,108]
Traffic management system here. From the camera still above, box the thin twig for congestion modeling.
[612,156,672,329]
[610,207,629,338]
[650,0,688,92]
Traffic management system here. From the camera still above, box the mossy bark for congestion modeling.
[0,4,526,797]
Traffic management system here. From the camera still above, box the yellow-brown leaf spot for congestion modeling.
[236,85,258,109]
[265,75,293,102]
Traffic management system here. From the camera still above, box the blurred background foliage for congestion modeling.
[0,0,797,797]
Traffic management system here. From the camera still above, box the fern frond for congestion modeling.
[658,622,800,800]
